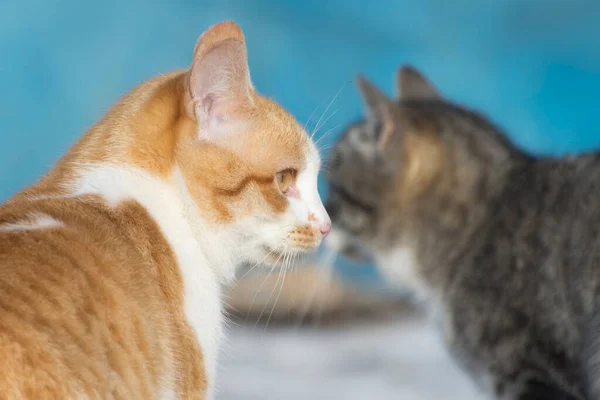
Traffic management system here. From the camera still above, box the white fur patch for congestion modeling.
[323,228,345,251]
[67,164,224,399]
[0,214,63,232]
[288,142,330,230]
[348,126,378,159]
[159,387,176,400]
[375,247,429,299]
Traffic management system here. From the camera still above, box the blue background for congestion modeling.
[2,0,600,285]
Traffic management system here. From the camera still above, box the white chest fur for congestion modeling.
[70,165,225,399]
[375,247,429,299]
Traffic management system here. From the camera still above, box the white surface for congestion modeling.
[216,318,480,400]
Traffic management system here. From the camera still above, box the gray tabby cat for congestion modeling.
[324,66,600,400]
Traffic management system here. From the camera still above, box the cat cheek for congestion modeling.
[286,197,310,223]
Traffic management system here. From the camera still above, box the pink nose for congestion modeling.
[319,222,331,238]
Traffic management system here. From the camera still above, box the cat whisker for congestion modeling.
[237,244,282,282]
[303,81,348,133]
[292,248,338,329]
[313,248,337,326]
[254,247,288,329]
[318,143,336,154]
[317,147,337,164]
[319,165,333,174]
[310,81,351,140]
[303,97,327,133]
[314,122,345,148]
[234,226,295,284]
[318,137,340,150]
[320,152,341,171]
[264,251,291,331]
[245,243,285,321]
[313,107,341,140]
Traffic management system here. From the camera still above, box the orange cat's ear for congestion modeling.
[396,66,440,101]
[356,75,397,151]
[184,21,254,139]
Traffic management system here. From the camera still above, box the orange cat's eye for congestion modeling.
[276,169,296,193]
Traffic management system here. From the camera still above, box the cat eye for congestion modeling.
[276,169,296,193]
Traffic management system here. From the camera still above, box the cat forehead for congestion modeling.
[330,148,385,188]
[331,120,381,166]
[223,97,313,170]
[345,120,381,142]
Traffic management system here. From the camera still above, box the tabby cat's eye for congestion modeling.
[276,169,296,193]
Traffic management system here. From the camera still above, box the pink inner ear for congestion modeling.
[377,117,396,151]
[186,39,252,127]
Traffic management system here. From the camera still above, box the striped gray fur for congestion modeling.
[325,66,600,399]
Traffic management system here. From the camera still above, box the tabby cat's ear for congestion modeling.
[397,66,440,101]
[184,21,254,140]
[356,75,398,151]
[356,75,392,120]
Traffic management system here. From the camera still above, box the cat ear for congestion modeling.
[397,66,440,101]
[356,75,393,121]
[356,75,398,151]
[184,21,254,140]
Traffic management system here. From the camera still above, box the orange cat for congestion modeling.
[0,21,330,399]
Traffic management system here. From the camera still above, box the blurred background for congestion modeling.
[2,0,600,399]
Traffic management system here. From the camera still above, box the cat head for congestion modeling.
[59,22,331,274]
[325,66,520,262]
[174,22,331,268]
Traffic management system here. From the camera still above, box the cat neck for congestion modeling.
[70,164,238,283]
[12,72,240,283]
[376,155,528,297]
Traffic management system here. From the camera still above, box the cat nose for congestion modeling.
[319,222,331,238]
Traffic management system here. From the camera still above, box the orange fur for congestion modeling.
[0,21,325,399]
[0,199,199,399]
